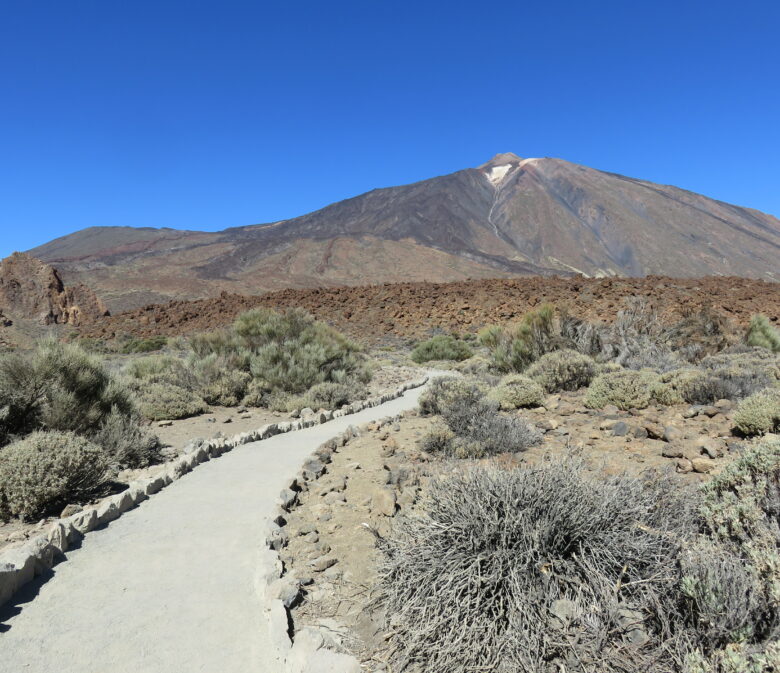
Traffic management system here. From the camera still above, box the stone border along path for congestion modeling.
[0,376,430,673]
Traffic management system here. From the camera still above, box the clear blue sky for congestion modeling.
[1,1,778,258]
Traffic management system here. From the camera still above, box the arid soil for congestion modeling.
[278,393,752,669]
[75,276,780,345]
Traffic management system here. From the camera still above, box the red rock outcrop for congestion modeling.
[0,252,109,326]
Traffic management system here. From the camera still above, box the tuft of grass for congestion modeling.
[410,335,473,363]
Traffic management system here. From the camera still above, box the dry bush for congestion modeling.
[418,377,487,417]
[191,353,251,406]
[584,369,661,410]
[525,349,596,392]
[0,431,108,521]
[685,367,772,405]
[733,390,780,436]
[410,335,473,363]
[300,381,366,410]
[653,369,705,406]
[488,373,545,409]
[374,461,696,673]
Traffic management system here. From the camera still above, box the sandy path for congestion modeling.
[0,386,427,673]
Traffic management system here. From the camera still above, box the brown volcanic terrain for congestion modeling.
[30,153,780,311]
[77,276,780,344]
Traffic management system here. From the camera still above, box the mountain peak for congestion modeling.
[479,152,523,168]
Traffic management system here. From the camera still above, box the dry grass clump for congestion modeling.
[584,369,661,410]
[487,373,545,409]
[410,335,473,363]
[374,461,696,672]
[732,390,780,436]
[0,431,108,521]
[525,349,597,392]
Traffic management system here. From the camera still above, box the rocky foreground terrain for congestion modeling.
[74,275,780,344]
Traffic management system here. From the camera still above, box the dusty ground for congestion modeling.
[277,392,755,670]
[73,276,780,345]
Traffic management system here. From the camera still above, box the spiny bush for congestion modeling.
[0,340,136,446]
[732,390,780,436]
[374,461,696,672]
[525,349,597,393]
[483,304,569,372]
[746,314,780,353]
[410,334,473,363]
[700,348,780,383]
[584,369,661,410]
[123,354,194,388]
[488,374,545,409]
[130,381,207,421]
[0,431,109,521]
[418,424,455,454]
[662,306,731,362]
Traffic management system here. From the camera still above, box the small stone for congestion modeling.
[371,488,397,517]
[611,421,630,437]
[695,437,726,459]
[157,420,173,427]
[206,417,216,424]
[633,426,649,439]
[222,417,232,424]
[691,458,715,474]
[661,445,685,459]
[60,504,83,518]
[677,458,693,474]
[714,399,733,410]
[537,418,559,431]
[310,556,338,572]
[645,423,664,440]
[663,426,683,443]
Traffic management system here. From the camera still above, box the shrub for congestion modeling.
[123,355,194,387]
[0,431,108,521]
[410,335,473,363]
[90,408,160,469]
[584,369,661,410]
[120,335,168,354]
[682,440,780,664]
[700,348,780,383]
[299,381,366,410]
[653,368,705,406]
[453,355,493,376]
[439,393,542,456]
[686,367,772,405]
[484,304,568,372]
[476,324,503,349]
[0,340,136,446]
[746,315,780,353]
[132,382,207,421]
[418,424,455,454]
[418,377,486,417]
[525,349,597,393]
[374,461,695,672]
[242,308,369,394]
[733,390,780,436]
[191,353,251,406]
[488,374,545,410]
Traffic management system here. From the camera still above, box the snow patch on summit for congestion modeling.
[486,164,512,185]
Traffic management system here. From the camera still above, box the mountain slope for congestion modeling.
[28,153,780,311]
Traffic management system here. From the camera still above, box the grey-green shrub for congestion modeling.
[488,374,545,409]
[525,349,597,393]
[653,368,705,406]
[410,335,473,363]
[746,314,780,353]
[131,381,207,421]
[0,431,108,521]
[733,390,780,436]
[191,353,251,406]
[0,340,136,447]
[119,335,168,354]
[418,377,487,417]
[584,369,661,410]
[299,381,366,410]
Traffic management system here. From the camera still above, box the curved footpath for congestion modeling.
[0,384,429,673]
